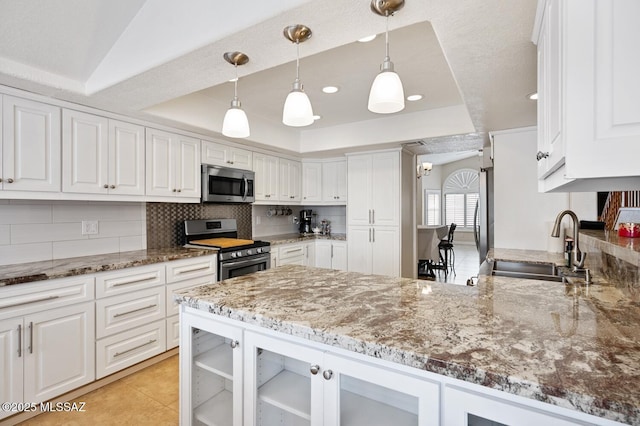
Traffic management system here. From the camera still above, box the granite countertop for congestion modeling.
[176,263,640,425]
[261,233,346,246]
[0,247,216,286]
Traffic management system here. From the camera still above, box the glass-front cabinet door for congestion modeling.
[180,311,243,426]
[244,331,325,425]
[323,353,440,426]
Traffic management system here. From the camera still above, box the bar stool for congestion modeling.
[438,223,457,275]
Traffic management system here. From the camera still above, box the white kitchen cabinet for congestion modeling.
[443,386,581,426]
[202,140,252,170]
[180,309,243,426]
[1,95,61,193]
[302,161,322,203]
[533,0,640,191]
[62,110,145,196]
[277,243,306,266]
[348,226,399,277]
[244,330,440,426]
[347,151,399,226]
[279,158,302,203]
[322,159,347,204]
[253,152,279,202]
[315,240,347,271]
[145,128,200,199]
[304,241,315,267]
[0,318,23,420]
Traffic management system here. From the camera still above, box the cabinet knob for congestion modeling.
[103,184,109,189]
[177,189,182,193]
[536,151,550,161]
[230,340,239,349]
[0,178,3,183]
[322,369,333,380]
[310,364,320,375]
[7,178,14,184]
[172,189,177,192]
[110,185,116,189]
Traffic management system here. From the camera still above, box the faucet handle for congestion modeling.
[573,251,587,269]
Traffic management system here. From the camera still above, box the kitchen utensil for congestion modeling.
[618,222,640,238]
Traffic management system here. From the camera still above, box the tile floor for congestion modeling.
[419,243,481,286]
[18,356,179,426]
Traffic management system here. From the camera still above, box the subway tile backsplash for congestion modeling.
[0,200,146,266]
[252,205,346,238]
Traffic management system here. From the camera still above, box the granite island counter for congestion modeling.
[175,264,640,425]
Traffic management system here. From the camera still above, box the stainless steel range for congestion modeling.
[184,219,270,280]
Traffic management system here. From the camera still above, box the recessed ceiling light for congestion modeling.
[407,94,423,101]
[322,86,339,94]
[358,34,377,43]
[527,92,538,100]
[313,115,321,120]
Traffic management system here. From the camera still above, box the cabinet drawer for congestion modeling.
[0,275,94,321]
[166,275,215,317]
[96,320,166,379]
[166,315,180,350]
[166,255,216,283]
[95,264,165,299]
[96,287,165,339]
[278,244,305,260]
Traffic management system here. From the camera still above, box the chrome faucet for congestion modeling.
[551,210,587,270]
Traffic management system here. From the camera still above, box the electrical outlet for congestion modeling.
[81,220,98,235]
[256,216,261,225]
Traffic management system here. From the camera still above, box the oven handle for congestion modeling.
[221,254,270,269]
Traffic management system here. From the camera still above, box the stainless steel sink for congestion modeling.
[491,260,564,282]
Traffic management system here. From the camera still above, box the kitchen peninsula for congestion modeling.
[176,263,640,425]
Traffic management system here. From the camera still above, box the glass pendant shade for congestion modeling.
[222,103,250,138]
[368,68,405,113]
[283,84,314,127]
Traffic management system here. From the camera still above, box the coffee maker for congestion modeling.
[299,209,312,234]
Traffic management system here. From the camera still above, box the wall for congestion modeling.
[252,205,347,238]
[146,203,252,248]
[0,200,146,266]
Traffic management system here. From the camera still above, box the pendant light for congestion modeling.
[222,51,250,138]
[368,0,405,114]
[282,25,314,127]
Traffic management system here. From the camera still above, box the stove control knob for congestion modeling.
[235,251,243,258]
[230,252,237,258]
[247,249,254,256]
[256,248,263,254]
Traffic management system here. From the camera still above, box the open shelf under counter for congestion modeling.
[258,369,311,420]
[194,343,233,380]
[341,390,418,426]
[194,389,233,426]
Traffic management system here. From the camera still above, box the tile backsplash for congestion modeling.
[252,205,346,238]
[0,200,146,266]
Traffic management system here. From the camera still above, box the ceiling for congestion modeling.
[0,0,539,157]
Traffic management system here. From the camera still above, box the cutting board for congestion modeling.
[190,238,254,248]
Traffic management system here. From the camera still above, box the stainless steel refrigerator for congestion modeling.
[474,165,493,263]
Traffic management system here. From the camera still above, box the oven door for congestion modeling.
[219,253,270,281]
[202,164,255,203]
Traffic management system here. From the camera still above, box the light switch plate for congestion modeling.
[82,220,98,235]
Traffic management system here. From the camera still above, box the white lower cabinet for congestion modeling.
[315,240,347,271]
[277,243,306,266]
[180,309,243,426]
[348,226,399,276]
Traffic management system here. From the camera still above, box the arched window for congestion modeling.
[442,169,479,229]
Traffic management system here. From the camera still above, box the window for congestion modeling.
[424,190,441,225]
[443,169,479,229]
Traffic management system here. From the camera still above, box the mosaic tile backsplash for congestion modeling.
[146,203,252,249]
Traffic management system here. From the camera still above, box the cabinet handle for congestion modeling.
[28,322,33,354]
[368,209,372,224]
[1,295,59,309]
[323,369,333,380]
[536,151,550,161]
[110,185,116,189]
[310,364,320,375]
[331,245,334,258]
[230,340,239,349]
[112,273,158,287]
[103,184,109,189]
[7,178,14,184]
[371,210,375,224]
[372,228,375,243]
[369,228,372,243]
[113,304,158,318]
[17,324,22,358]
[174,264,210,275]
[114,339,157,358]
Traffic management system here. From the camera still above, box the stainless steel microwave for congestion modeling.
[201,164,255,203]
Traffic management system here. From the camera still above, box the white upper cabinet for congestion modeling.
[322,160,347,204]
[278,158,301,202]
[201,140,252,170]
[146,128,200,199]
[302,161,322,203]
[1,95,61,192]
[534,0,640,191]
[63,110,145,195]
[253,152,278,202]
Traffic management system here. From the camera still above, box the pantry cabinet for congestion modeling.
[145,128,200,199]
[253,152,279,202]
[347,226,399,277]
[1,95,61,193]
[533,0,640,191]
[201,140,252,170]
[315,240,347,271]
[62,109,145,195]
